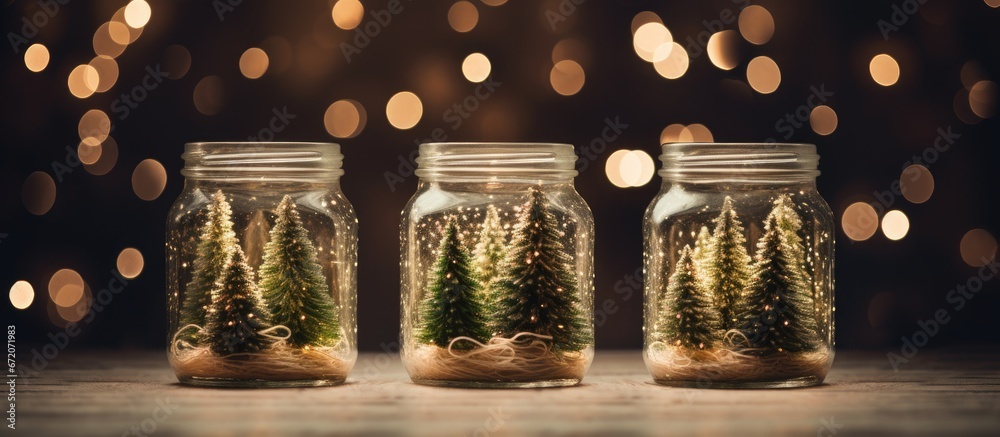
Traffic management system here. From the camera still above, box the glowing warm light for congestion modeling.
[550,60,585,96]
[132,159,168,201]
[9,281,34,310]
[605,150,631,188]
[969,80,996,119]
[660,124,686,143]
[738,5,774,45]
[79,109,111,147]
[386,91,423,130]
[621,151,656,187]
[707,30,739,70]
[48,269,84,308]
[953,89,981,124]
[24,44,49,72]
[324,99,367,138]
[84,137,118,176]
[630,11,662,34]
[239,48,269,79]
[842,202,879,241]
[653,42,689,79]
[448,1,479,33]
[809,105,838,136]
[22,171,56,215]
[68,64,100,99]
[193,76,225,115]
[480,0,507,6]
[462,53,491,83]
[88,55,119,93]
[986,0,1000,8]
[112,7,144,44]
[93,22,127,58]
[881,210,909,241]
[899,165,934,204]
[683,124,714,142]
[746,56,781,94]
[961,61,986,89]
[960,229,998,267]
[117,248,145,279]
[869,54,900,87]
[124,0,152,28]
[78,141,103,166]
[332,0,364,30]
[633,22,672,62]
[163,44,192,80]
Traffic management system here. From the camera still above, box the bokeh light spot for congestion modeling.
[324,99,367,138]
[882,210,909,241]
[239,47,269,79]
[9,281,35,310]
[386,91,423,130]
[132,159,167,201]
[960,229,998,267]
[24,43,49,72]
[193,76,225,115]
[653,42,689,79]
[124,0,152,28]
[707,30,739,70]
[809,105,838,136]
[899,165,934,204]
[462,53,491,83]
[118,248,145,279]
[870,54,900,86]
[746,56,781,94]
[842,202,879,241]
[550,60,585,96]
[738,5,775,45]
[605,150,631,188]
[22,171,56,215]
[448,1,479,33]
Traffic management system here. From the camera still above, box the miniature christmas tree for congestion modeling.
[771,195,809,283]
[473,205,507,309]
[417,221,490,349]
[703,197,752,330]
[180,191,237,337]
[492,188,589,352]
[691,225,713,281]
[258,196,340,348]
[207,245,272,355]
[739,211,820,353]
[658,245,721,350]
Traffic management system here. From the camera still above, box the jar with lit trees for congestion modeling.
[166,142,357,387]
[400,143,595,388]
[643,143,835,388]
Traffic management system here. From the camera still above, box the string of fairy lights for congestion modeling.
[8,1,999,333]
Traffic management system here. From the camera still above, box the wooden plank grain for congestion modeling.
[11,350,1000,437]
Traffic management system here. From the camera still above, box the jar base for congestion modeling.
[652,375,823,389]
[178,376,346,388]
[410,378,581,389]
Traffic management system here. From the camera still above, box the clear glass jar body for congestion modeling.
[167,143,357,387]
[400,143,595,388]
[643,143,834,388]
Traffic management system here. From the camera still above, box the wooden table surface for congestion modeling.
[13,349,1000,436]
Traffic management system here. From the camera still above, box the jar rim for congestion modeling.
[182,142,344,181]
[659,142,820,183]
[415,142,579,181]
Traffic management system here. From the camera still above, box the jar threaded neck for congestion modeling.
[659,143,820,183]
[182,142,344,182]
[415,143,579,181]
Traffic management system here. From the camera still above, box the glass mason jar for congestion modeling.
[643,143,834,388]
[167,142,358,387]
[400,143,595,388]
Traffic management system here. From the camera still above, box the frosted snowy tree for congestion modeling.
[691,226,713,281]
[258,196,340,348]
[771,195,824,336]
[657,245,721,349]
[703,197,752,330]
[417,222,490,349]
[738,211,820,352]
[207,246,272,355]
[473,205,507,309]
[491,188,589,352]
[180,191,236,339]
